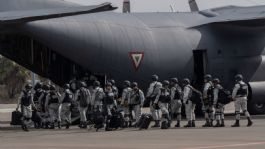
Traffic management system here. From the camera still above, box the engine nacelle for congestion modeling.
[248,82,265,114]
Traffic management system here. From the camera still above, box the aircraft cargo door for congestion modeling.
[193,50,207,91]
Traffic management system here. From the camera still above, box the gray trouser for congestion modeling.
[215,103,225,121]
[130,104,142,123]
[150,101,161,121]
[93,101,103,112]
[158,102,169,122]
[48,103,61,123]
[185,101,196,121]
[79,106,88,122]
[106,104,115,116]
[123,106,130,122]
[234,97,250,120]
[21,105,32,119]
[61,103,71,123]
[171,100,182,121]
[203,104,214,121]
[21,105,32,126]
[40,112,49,123]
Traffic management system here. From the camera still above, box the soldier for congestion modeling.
[32,82,43,129]
[212,78,225,127]
[103,82,117,116]
[170,78,182,127]
[182,78,196,127]
[128,82,145,126]
[121,80,132,127]
[146,74,162,127]
[109,79,119,100]
[154,80,171,129]
[69,77,78,93]
[103,82,118,131]
[202,74,214,127]
[40,84,50,129]
[45,85,62,129]
[16,84,35,131]
[231,74,253,127]
[76,82,91,129]
[91,81,104,112]
[33,82,43,105]
[60,84,74,129]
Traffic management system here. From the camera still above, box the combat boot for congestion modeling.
[83,122,87,129]
[151,120,160,128]
[214,120,221,127]
[202,120,210,127]
[247,117,253,127]
[161,121,169,129]
[184,121,192,128]
[124,121,129,128]
[231,120,240,127]
[45,122,49,129]
[220,119,225,127]
[49,123,55,129]
[210,120,213,127]
[23,125,29,132]
[58,121,61,129]
[175,121,180,128]
[66,122,70,129]
[192,120,196,127]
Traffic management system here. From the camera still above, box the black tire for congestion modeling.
[248,100,265,115]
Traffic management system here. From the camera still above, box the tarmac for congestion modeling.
[1,104,265,149]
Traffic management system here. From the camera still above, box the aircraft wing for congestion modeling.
[0,2,117,24]
[192,5,265,28]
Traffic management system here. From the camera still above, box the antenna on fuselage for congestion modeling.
[123,0,131,13]
[170,5,175,12]
[188,0,199,12]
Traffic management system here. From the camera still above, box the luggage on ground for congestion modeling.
[10,110,22,125]
[137,113,153,130]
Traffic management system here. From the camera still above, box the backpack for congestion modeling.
[218,89,232,105]
[189,86,202,104]
[79,88,89,107]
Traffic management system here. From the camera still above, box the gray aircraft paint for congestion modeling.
[1,0,265,113]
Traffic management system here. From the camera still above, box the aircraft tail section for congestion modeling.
[123,0,131,13]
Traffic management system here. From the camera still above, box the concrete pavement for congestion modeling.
[1,104,265,149]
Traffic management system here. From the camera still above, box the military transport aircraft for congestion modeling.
[0,0,265,114]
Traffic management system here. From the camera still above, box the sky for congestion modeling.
[67,0,265,12]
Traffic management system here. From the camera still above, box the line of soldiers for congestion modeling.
[16,73,253,131]
[146,74,253,128]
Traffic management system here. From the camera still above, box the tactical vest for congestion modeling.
[49,92,59,104]
[159,88,171,103]
[78,88,89,107]
[94,88,103,102]
[21,91,32,106]
[62,91,73,103]
[237,83,248,97]
[104,92,115,105]
[173,86,181,100]
[207,82,214,98]
[40,92,48,112]
[112,86,119,98]
[33,90,42,104]
[131,89,141,105]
